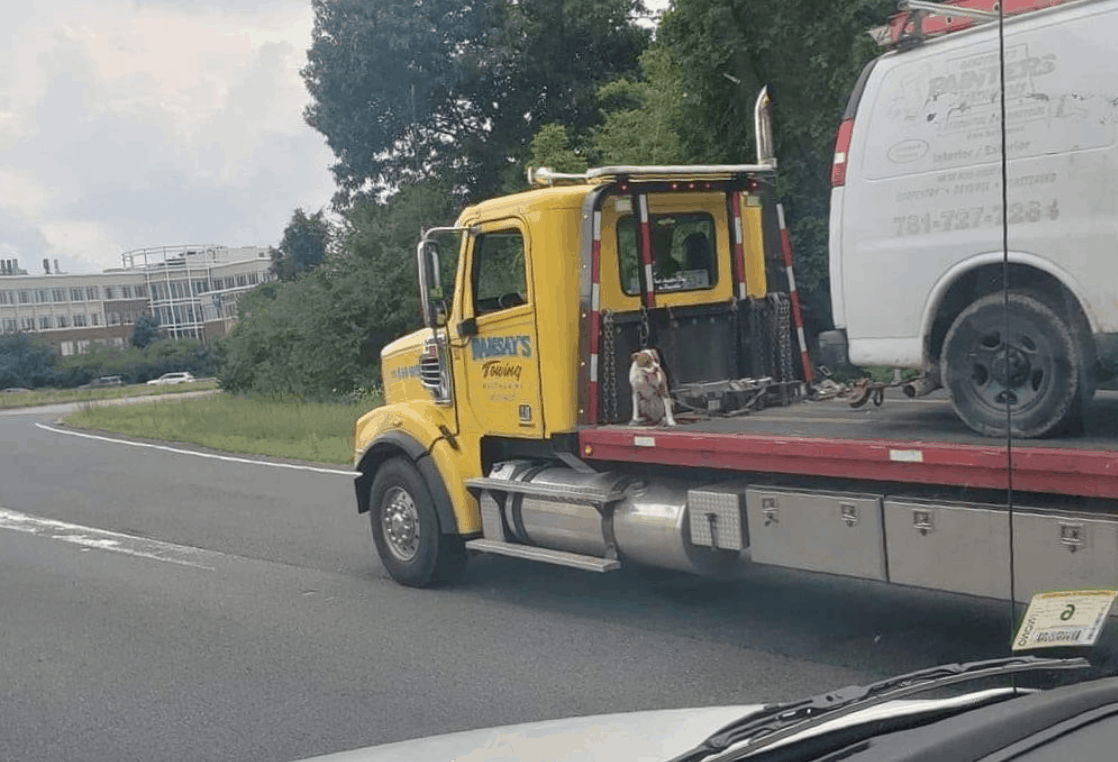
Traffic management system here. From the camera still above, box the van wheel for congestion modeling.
[369,458,467,587]
[941,292,1085,438]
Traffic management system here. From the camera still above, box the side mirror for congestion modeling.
[416,238,443,329]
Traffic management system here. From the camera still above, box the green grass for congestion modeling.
[0,380,220,409]
[64,392,382,465]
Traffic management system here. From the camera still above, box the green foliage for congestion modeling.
[219,182,457,398]
[657,0,894,333]
[130,314,161,349]
[0,334,58,389]
[0,332,216,390]
[593,46,685,165]
[270,208,332,281]
[528,125,588,174]
[58,338,220,384]
[302,0,649,204]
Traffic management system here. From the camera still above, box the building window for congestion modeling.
[0,290,10,305]
[112,337,124,347]
[236,274,247,287]
[122,285,133,299]
[21,316,34,330]
[2,318,16,333]
[39,316,52,330]
[76,340,90,354]
[73,314,87,327]
[248,272,259,285]
[70,288,84,301]
[136,284,147,298]
[37,289,49,303]
[86,286,100,301]
[91,313,100,326]
[19,290,31,304]
[103,286,116,300]
[123,311,135,325]
[60,341,74,356]
[57,315,69,328]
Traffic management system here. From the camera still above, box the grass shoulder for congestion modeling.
[1,380,220,409]
[62,391,381,466]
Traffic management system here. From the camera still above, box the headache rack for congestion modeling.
[872,0,1076,48]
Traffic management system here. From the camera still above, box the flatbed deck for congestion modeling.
[579,391,1118,499]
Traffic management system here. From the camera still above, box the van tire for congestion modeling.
[941,292,1085,438]
[369,457,467,587]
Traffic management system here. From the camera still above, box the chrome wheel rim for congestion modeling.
[381,487,421,562]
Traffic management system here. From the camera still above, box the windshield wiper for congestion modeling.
[666,655,1089,762]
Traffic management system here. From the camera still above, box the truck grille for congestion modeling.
[419,335,451,404]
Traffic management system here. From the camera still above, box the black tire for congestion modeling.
[941,291,1086,438]
[369,457,467,587]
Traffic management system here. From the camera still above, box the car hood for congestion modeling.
[296,689,1015,762]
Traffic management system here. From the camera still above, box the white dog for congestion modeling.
[628,348,676,427]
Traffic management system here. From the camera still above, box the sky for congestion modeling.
[0,1,673,277]
[0,0,336,275]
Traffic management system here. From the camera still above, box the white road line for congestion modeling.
[34,422,357,477]
[0,507,217,569]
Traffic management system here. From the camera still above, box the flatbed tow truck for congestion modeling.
[351,82,1118,608]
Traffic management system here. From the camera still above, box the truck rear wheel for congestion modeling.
[369,457,467,587]
[941,291,1085,438]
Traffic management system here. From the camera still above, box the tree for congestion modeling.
[0,334,58,389]
[220,182,457,398]
[656,0,894,334]
[131,314,161,349]
[528,124,588,174]
[592,46,686,165]
[270,208,331,281]
[302,0,649,204]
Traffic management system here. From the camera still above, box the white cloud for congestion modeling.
[0,0,334,274]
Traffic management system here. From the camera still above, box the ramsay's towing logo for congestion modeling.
[470,335,532,360]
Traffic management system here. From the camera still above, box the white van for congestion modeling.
[825,0,1118,437]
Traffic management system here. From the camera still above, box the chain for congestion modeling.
[771,293,794,383]
[601,309,618,423]
[729,298,740,375]
[638,305,650,349]
[750,298,768,378]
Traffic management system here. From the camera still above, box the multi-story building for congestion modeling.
[0,245,273,355]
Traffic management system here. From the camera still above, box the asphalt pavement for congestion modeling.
[2,404,1115,762]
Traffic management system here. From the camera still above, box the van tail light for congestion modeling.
[831,118,854,188]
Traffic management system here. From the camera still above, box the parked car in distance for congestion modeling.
[146,372,196,386]
[83,375,124,389]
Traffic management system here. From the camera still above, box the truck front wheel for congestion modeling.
[369,457,467,587]
[941,291,1085,438]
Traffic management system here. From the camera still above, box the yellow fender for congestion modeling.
[352,402,482,536]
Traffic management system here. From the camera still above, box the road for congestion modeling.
[2,404,1116,762]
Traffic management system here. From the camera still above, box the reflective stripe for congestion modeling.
[785,265,797,292]
[589,353,599,382]
[591,282,600,311]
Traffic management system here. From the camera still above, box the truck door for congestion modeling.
[456,220,544,437]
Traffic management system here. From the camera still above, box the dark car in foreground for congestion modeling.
[297,657,1116,762]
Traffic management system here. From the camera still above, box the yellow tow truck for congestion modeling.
[351,89,1118,608]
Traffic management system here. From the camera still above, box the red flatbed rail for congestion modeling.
[578,391,1118,499]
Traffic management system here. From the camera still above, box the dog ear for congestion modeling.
[630,351,640,361]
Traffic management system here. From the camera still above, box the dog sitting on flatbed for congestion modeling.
[628,348,676,427]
